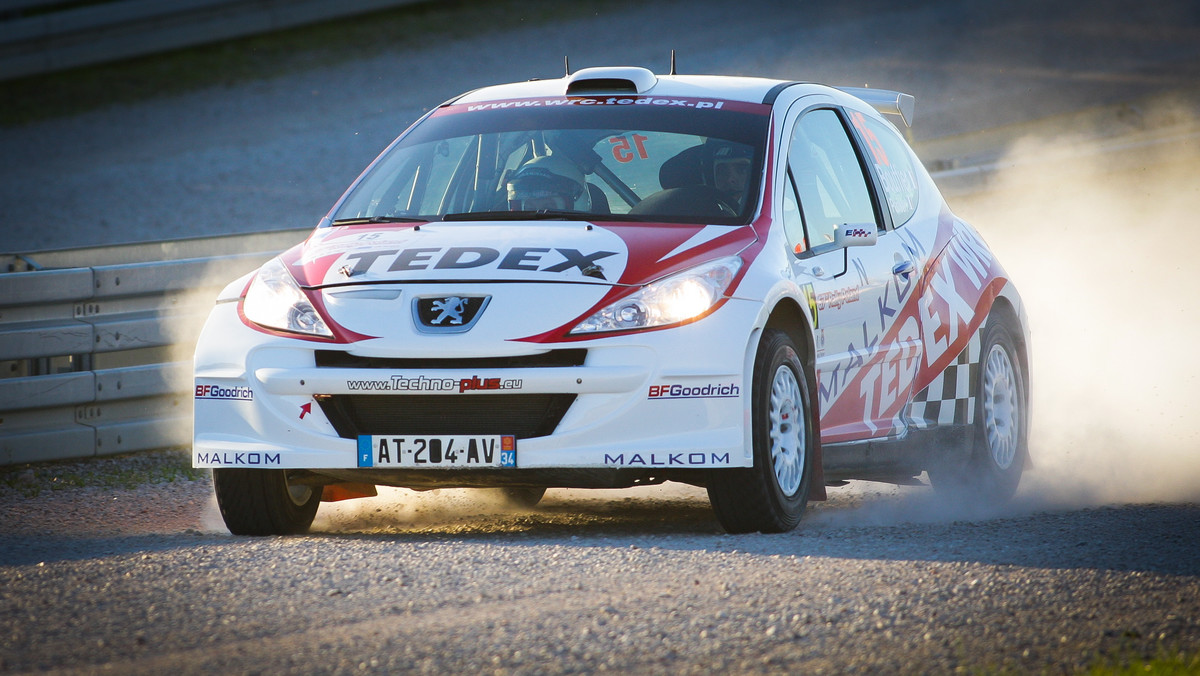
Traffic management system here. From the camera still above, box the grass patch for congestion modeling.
[0,449,205,497]
[0,0,639,127]
[1085,648,1200,675]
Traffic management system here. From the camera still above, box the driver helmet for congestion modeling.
[507,155,591,211]
[709,141,753,201]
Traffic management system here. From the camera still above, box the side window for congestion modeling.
[781,170,806,255]
[849,112,920,226]
[787,109,877,250]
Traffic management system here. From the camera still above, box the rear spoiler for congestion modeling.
[835,87,915,127]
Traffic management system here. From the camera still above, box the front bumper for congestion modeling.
[193,299,758,475]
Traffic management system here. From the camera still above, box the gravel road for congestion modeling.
[1,452,1198,674]
[3,0,1200,673]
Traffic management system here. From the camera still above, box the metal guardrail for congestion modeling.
[0,228,308,465]
[0,0,424,81]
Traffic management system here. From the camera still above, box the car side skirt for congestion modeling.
[822,423,972,484]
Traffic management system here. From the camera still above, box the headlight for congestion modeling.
[571,256,742,334]
[242,258,332,338]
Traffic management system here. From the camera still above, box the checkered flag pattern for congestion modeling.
[906,329,981,429]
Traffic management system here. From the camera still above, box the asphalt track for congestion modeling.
[2,0,1200,673]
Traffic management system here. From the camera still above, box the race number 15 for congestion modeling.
[609,134,649,163]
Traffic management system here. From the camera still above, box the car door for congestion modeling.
[780,107,921,443]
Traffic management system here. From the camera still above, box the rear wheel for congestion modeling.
[707,329,814,533]
[213,468,321,535]
[930,317,1026,502]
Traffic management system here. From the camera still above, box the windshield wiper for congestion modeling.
[442,210,638,222]
[331,216,426,225]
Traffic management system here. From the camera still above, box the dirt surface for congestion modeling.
[0,451,212,538]
[1,452,1199,674]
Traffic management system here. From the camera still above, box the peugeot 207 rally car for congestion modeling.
[194,65,1030,535]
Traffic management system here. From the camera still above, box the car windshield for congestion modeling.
[330,96,771,226]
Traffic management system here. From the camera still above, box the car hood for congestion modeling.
[283,221,757,289]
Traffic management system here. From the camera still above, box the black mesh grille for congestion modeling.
[314,349,587,370]
[317,394,577,440]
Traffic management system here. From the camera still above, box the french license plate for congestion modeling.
[357,435,516,468]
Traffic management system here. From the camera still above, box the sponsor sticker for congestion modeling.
[647,383,740,399]
[801,282,820,329]
[602,452,733,467]
[333,246,618,280]
[345,375,523,393]
[195,384,254,401]
[815,286,862,310]
[194,451,280,466]
[460,97,733,112]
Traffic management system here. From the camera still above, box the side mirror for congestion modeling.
[833,223,878,248]
[830,223,878,280]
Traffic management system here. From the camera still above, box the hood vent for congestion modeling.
[565,66,657,95]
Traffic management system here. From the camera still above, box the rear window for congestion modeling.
[849,111,920,227]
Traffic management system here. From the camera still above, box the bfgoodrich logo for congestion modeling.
[195,384,254,400]
[647,383,740,399]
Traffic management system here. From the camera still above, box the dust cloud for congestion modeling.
[198,486,524,535]
[959,102,1200,510]
[309,487,519,533]
[302,483,715,534]
[162,261,260,452]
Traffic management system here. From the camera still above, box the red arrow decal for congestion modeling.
[299,402,312,419]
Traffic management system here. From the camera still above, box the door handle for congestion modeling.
[892,260,915,278]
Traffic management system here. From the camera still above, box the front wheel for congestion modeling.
[496,487,547,508]
[213,468,321,535]
[707,329,814,534]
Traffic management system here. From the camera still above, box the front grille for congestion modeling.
[314,349,587,370]
[317,394,577,440]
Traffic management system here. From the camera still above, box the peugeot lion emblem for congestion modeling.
[413,295,491,334]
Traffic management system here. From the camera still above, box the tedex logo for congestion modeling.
[339,246,617,279]
[413,295,490,333]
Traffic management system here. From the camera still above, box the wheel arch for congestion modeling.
[759,296,827,500]
[982,289,1032,468]
[984,292,1030,410]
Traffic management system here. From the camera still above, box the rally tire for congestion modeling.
[213,468,321,536]
[930,316,1027,503]
[707,329,814,534]
[497,487,547,508]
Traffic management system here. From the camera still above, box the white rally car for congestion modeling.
[194,66,1030,535]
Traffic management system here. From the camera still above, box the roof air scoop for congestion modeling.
[565,66,657,95]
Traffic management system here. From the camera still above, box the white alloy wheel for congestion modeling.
[982,342,1019,471]
[927,317,1026,504]
[705,329,812,534]
[769,364,806,497]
